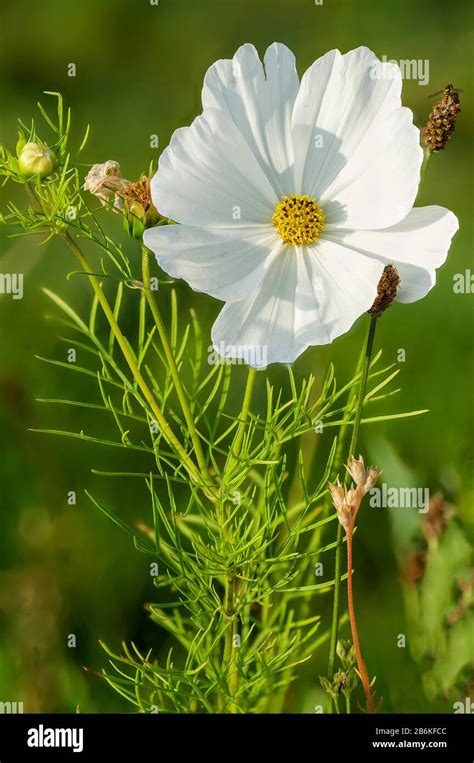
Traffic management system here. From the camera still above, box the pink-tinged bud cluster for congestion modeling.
[329,456,381,531]
[345,455,381,494]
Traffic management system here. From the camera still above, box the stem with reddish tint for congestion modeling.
[346,516,375,713]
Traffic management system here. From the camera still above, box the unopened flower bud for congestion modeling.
[19,142,56,178]
[334,669,347,692]
[336,640,347,662]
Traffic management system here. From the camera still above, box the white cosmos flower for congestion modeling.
[143,44,459,368]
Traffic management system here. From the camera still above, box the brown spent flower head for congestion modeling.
[119,176,157,217]
[84,160,130,205]
[118,176,160,238]
[423,84,461,153]
[421,491,454,544]
[369,264,400,318]
[402,549,426,584]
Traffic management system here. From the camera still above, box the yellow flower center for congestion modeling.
[272,194,325,246]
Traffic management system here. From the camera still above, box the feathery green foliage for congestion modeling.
[0,94,428,713]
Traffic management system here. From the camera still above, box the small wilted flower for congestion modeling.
[330,456,380,530]
[18,142,56,178]
[328,480,345,509]
[84,160,129,205]
[345,455,381,494]
[119,176,160,239]
[329,480,363,530]
[424,84,461,153]
[345,455,367,488]
[83,163,160,239]
[364,466,381,493]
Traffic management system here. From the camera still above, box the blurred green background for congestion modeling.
[0,0,472,713]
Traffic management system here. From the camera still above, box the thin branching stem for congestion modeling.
[326,315,377,710]
[346,516,375,713]
[62,230,203,486]
[226,367,257,480]
[221,366,257,711]
[141,245,212,491]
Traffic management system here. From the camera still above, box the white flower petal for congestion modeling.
[143,224,281,302]
[323,206,459,302]
[211,242,384,367]
[147,44,456,369]
[292,46,422,228]
[295,239,385,344]
[323,108,423,229]
[202,42,299,195]
[151,108,278,227]
[211,250,300,367]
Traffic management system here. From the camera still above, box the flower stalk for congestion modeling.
[62,230,203,487]
[326,315,377,711]
[140,245,212,491]
[221,366,257,711]
[329,457,381,713]
[346,513,374,712]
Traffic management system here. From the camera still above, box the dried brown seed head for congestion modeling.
[369,264,400,318]
[423,84,461,153]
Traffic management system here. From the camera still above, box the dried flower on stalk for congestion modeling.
[346,455,381,494]
[368,265,400,318]
[118,176,160,239]
[330,456,380,531]
[424,84,461,153]
[84,160,130,206]
[328,481,363,531]
[330,456,381,713]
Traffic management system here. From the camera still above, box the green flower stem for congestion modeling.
[62,230,202,487]
[141,245,211,490]
[222,571,239,712]
[417,146,432,198]
[25,182,40,207]
[329,345,366,485]
[222,366,257,711]
[226,367,257,480]
[345,691,351,714]
[326,315,377,712]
